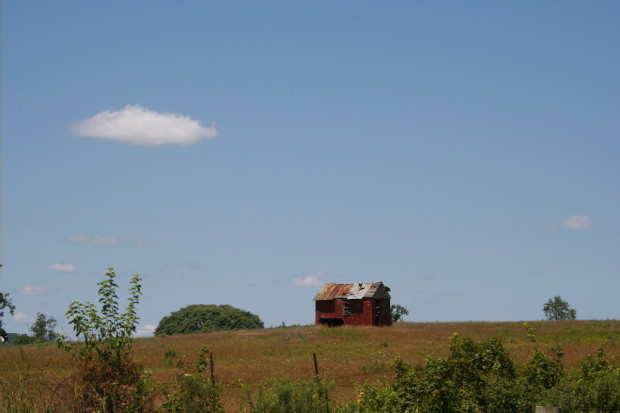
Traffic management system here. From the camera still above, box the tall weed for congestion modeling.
[241,377,334,413]
[57,268,152,412]
[161,345,224,413]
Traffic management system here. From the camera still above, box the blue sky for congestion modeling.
[2,1,619,337]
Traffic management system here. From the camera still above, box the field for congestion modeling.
[2,320,620,411]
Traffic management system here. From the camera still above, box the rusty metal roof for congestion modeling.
[313,282,391,301]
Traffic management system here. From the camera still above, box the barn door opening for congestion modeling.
[319,318,345,327]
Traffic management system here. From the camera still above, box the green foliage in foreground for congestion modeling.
[154,304,264,337]
[354,334,620,413]
[59,268,142,365]
[57,268,153,412]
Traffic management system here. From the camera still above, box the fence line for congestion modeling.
[1,351,393,392]
[200,351,390,389]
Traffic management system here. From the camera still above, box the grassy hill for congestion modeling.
[2,320,620,410]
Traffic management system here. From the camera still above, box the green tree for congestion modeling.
[0,292,16,342]
[12,312,58,345]
[29,312,58,343]
[154,304,264,337]
[390,304,410,323]
[543,295,577,320]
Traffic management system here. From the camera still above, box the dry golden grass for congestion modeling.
[2,320,620,410]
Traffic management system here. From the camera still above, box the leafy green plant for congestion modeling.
[361,358,386,374]
[523,322,536,342]
[57,268,151,412]
[60,268,142,360]
[165,347,179,358]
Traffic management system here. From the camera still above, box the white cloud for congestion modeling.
[134,324,156,337]
[71,104,218,146]
[291,269,327,287]
[563,215,592,230]
[48,262,76,272]
[14,312,35,322]
[19,285,50,295]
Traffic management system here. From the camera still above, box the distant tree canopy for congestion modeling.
[154,304,264,337]
[15,312,58,345]
[390,304,410,323]
[543,295,577,321]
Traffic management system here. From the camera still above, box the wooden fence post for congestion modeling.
[313,352,319,376]
[536,407,562,413]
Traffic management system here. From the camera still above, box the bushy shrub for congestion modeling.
[539,348,620,413]
[356,333,620,413]
[358,334,527,413]
[520,346,564,390]
[13,333,34,345]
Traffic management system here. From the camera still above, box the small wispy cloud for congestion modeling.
[134,324,156,337]
[48,262,76,272]
[67,234,118,246]
[14,312,35,322]
[562,215,592,230]
[66,234,150,247]
[19,285,51,295]
[71,104,218,146]
[421,273,439,282]
[291,269,327,287]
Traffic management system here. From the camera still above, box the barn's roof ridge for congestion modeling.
[313,282,391,301]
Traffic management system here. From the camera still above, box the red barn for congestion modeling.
[314,282,392,327]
